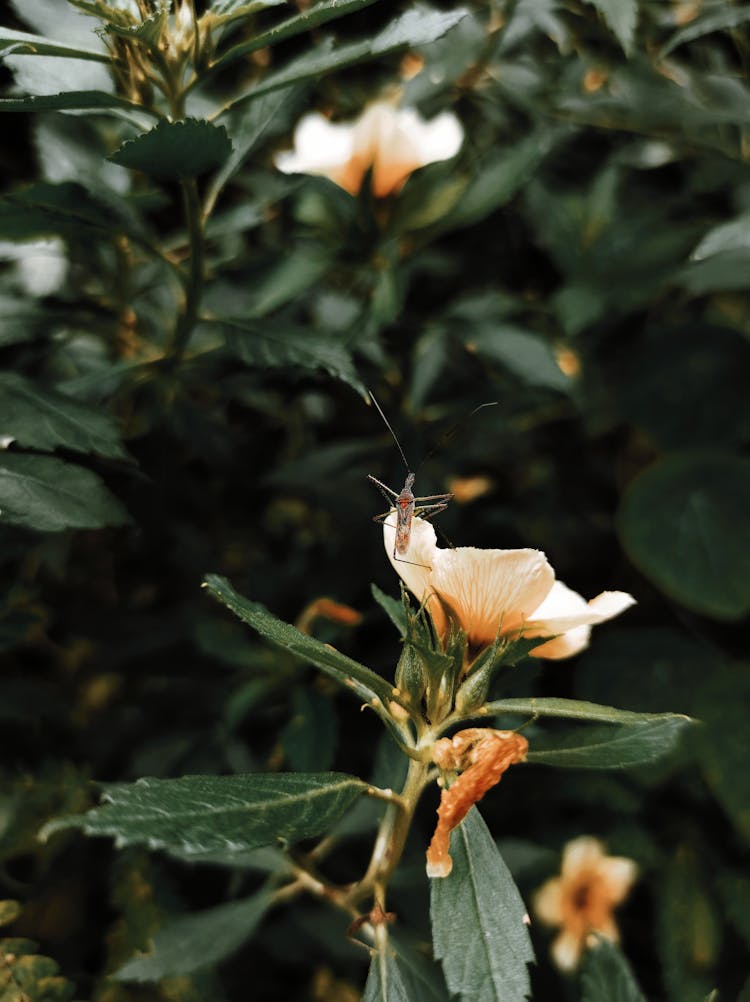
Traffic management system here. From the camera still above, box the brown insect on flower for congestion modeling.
[426,728,528,878]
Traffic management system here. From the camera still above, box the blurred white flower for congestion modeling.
[0,239,69,297]
[383,516,634,658]
[275,100,463,197]
[533,836,639,970]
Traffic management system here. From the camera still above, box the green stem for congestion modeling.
[169,177,205,365]
[346,755,432,906]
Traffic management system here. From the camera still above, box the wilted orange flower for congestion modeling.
[383,516,635,659]
[533,836,638,970]
[275,100,463,198]
[427,728,528,878]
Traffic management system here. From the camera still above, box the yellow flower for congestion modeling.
[275,100,463,198]
[533,836,638,970]
[383,516,635,659]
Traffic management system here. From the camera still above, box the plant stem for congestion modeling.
[346,755,432,906]
[169,177,205,366]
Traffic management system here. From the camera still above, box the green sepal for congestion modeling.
[394,642,428,709]
[454,658,494,716]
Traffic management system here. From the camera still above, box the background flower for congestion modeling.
[275,100,463,196]
[533,836,638,970]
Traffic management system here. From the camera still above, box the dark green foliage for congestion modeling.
[1,0,749,999]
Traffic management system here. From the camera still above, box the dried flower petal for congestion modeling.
[426,728,528,878]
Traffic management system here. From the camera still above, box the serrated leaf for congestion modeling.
[482,697,690,726]
[203,575,398,711]
[221,5,468,110]
[211,317,365,395]
[581,937,647,1002]
[209,0,287,24]
[109,119,232,180]
[206,84,300,211]
[43,772,367,857]
[525,718,690,769]
[618,453,750,620]
[661,5,750,56]
[363,935,451,1002]
[0,26,109,61]
[211,0,383,70]
[0,373,126,458]
[431,808,533,1002]
[585,0,638,55]
[0,453,129,532]
[115,891,271,981]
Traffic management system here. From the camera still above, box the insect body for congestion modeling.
[367,395,453,564]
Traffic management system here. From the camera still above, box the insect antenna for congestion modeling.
[415,400,499,474]
[368,391,412,475]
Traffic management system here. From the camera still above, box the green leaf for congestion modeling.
[661,5,750,56]
[109,119,232,180]
[203,575,399,710]
[692,211,750,261]
[363,947,416,1002]
[431,809,534,1002]
[585,0,638,55]
[281,687,338,772]
[363,934,451,1002]
[0,181,147,243]
[0,26,109,61]
[437,128,563,231]
[618,453,750,620]
[114,891,271,981]
[43,772,367,857]
[0,373,126,458]
[206,84,300,212]
[210,0,383,71]
[0,90,158,120]
[657,849,720,1002]
[221,6,468,110]
[581,937,648,1002]
[0,453,129,532]
[465,323,571,392]
[210,317,365,395]
[525,718,691,769]
[371,583,407,635]
[209,0,287,25]
[482,696,691,726]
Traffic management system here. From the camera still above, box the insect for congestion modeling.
[367,393,454,566]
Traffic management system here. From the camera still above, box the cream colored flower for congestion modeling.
[383,516,634,658]
[275,101,463,197]
[533,836,638,970]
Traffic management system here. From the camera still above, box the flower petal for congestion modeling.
[383,513,436,594]
[560,836,605,879]
[552,928,585,971]
[599,856,639,903]
[275,113,357,189]
[430,547,555,646]
[526,582,636,637]
[530,624,592,660]
[408,109,464,164]
[532,877,564,926]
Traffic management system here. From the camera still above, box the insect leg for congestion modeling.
[413,492,454,503]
